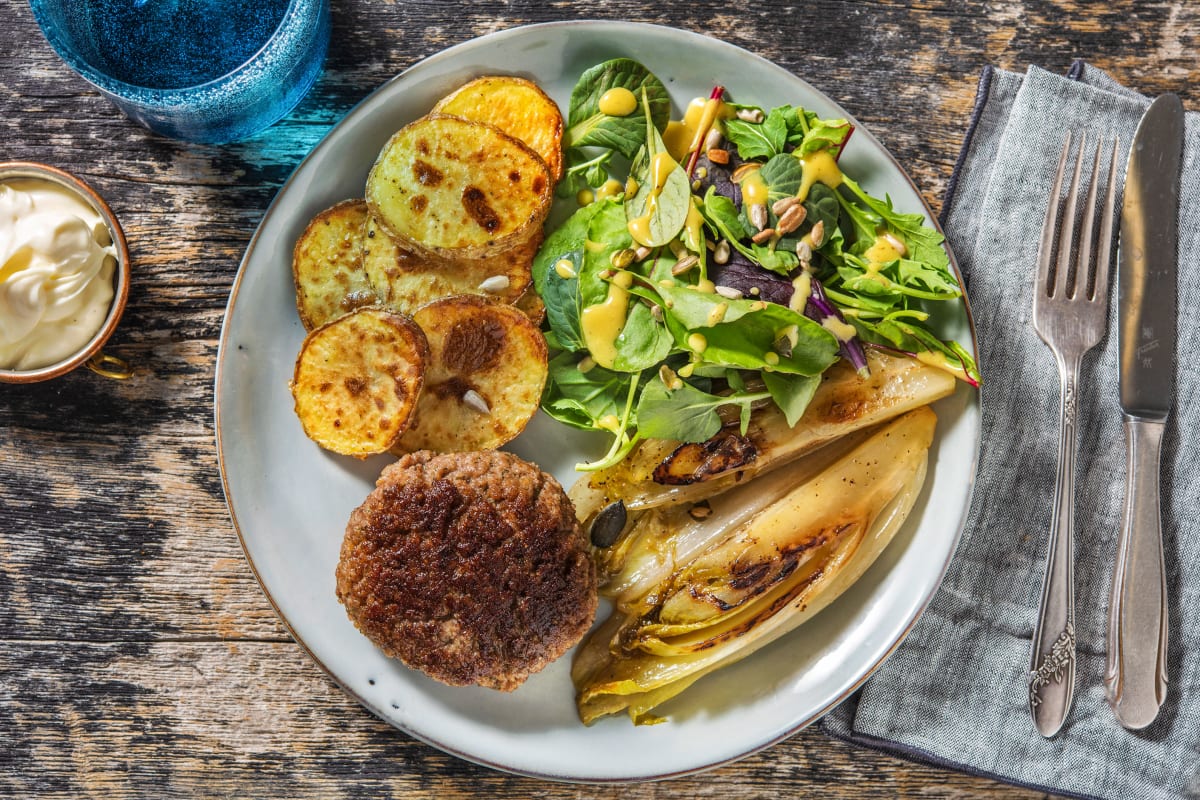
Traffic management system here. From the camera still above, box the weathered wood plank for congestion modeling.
[5,0,1195,796]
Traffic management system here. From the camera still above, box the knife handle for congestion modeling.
[1105,417,1169,729]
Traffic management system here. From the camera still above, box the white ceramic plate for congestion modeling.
[216,21,981,782]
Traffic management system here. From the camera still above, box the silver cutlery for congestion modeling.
[1106,94,1183,730]
[1029,132,1120,737]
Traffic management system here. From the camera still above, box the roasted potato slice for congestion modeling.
[393,295,548,453]
[292,200,378,330]
[432,75,565,181]
[365,114,554,261]
[361,214,536,314]
[291,307,428,457]
[513,287,546,326]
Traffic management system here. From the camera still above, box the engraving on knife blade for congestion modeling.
[1030,623,1076,709]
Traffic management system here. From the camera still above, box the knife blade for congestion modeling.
[1105,93,1183,730]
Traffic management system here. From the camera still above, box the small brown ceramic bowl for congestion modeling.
[0,161,131,383]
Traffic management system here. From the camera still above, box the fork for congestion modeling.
[1027,132,1119,738]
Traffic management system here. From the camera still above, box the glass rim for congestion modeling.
[29,0,318,100]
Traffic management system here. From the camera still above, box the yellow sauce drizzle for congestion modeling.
[822,316,858,342]
[554,259,576,279]
[598,87,638,117]
[683,199,705,252]
[576,188,595,206]
[580,282,630,369]
[687,333,708,352]
[790,273,811,312]
[706,302,728,327]
[596,179,625,201]
[797,149,844,202]
[763,351,780,366]
[628,151,682,247]
[739,169,770,207]
[694,278,716,294]
[863,234,903,265]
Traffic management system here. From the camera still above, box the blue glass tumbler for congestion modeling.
[29,0,331,144]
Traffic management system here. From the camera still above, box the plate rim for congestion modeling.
[215,19,982,783]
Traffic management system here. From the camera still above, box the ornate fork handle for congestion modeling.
[1028,350,1079,736]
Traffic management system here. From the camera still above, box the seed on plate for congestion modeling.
[713,239,731,264]
[610,248,636,269]
[736,108,764,123]
[771,196,800,216]
[881,230,908,257]
[776,204,807,235]
[688,500,713,520]
[748,203,769,231]
[478,275,510,293]
[810,220,826,248]
[715,284,742,300]
[671,254,700,275]
[590,501,628,548]
[751,227,776,244]
[462,389,491,415]
[731,163,760,183]
[706,148,730,165]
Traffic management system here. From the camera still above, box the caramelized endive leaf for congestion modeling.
[569,351,954,524]
[572,407,936,725]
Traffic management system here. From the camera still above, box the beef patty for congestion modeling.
[335,450,596,691]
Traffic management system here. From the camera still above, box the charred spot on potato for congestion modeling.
[443,317,505,373]
[461,186,501,232]
[652,431,758,485]
[508,170,521,183]
[430,375,470,400]
[344,376,368,396]
[413,159,444,187]
[410,195,428,213]
[532,175,546,194]
[416,138,431,155]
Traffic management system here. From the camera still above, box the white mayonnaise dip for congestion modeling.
[0,178,117,371]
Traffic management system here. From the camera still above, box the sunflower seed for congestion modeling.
[715,284,742,299]
[462,389,490,414]
[610,248,636,269]
[751,227,776,244]
[704,128,723,150]
[477,275,510,293]
[671,254,700,275]
[748,203,769,231]
[776,204,807,235]
[810,220,826,248]
[713,239,731,264]
[706,148,730,165]
[771,196,800,216]
[736,108,764,123]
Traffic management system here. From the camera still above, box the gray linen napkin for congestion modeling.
[822,64,1200,800]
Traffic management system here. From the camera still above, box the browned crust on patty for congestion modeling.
[335,450,597,691]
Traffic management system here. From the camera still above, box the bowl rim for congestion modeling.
[0,161,131,384]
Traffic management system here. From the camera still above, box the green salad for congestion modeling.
[533,58,979,471]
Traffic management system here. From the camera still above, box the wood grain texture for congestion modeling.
[3,0,1196,796]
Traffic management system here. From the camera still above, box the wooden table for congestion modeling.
[2,1,1193,796]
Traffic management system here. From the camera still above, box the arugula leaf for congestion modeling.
[565,59,671,158]
[541,350,635,431]
[761,371,821,427]
[636,379,769,443]
[839,174,952,277]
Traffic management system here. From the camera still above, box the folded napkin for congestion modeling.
[822,63,1200,799]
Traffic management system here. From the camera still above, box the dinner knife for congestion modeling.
[1105,93,1183,730]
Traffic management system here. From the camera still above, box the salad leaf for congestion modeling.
[541,350,635,431]
[566,59,671,158]
[636,379,768,443]
[613,301,674,371]
[540,249,586,352]
[762,371,821,427]
[625,96,691,247]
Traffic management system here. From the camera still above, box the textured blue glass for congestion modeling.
[29,0,331,144]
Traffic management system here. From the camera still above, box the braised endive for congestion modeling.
[571,406,938,725]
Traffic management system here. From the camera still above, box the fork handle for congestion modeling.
[1029,357,1078,737]
[1105,417,1169,729]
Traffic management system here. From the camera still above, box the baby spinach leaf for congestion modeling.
[757,152,804,203]
[532,201,606,297]
[613,301,674,371]
[566,59,671,159]
[625,100,690,248]
[540,250,585,352]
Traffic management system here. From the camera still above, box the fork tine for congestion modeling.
[1054,132,1087,299]
[1073,139,1103,300]
[1038,132,1073,297]
[1090,138,1120,302]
